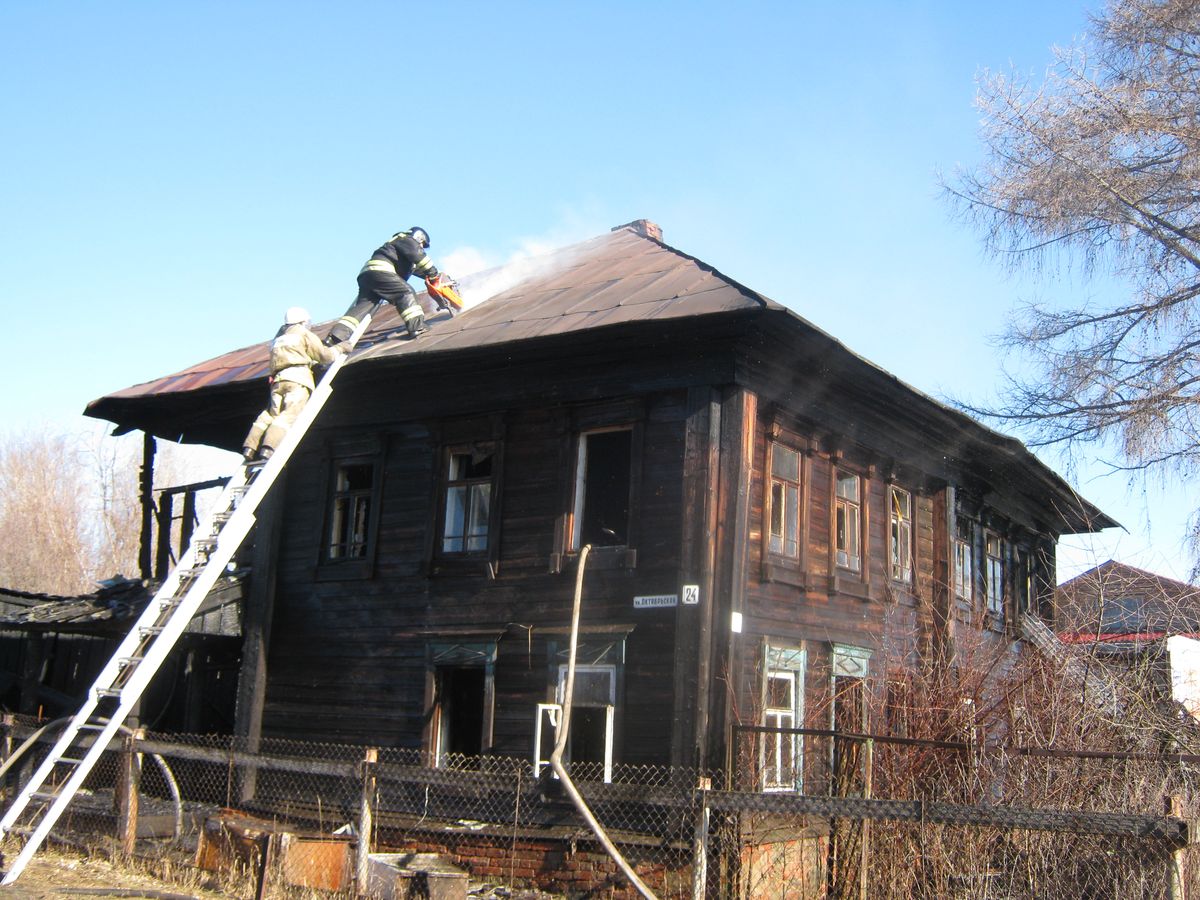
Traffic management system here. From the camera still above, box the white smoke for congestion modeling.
[439,223,600,311]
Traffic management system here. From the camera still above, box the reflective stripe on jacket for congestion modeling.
[363,232,440,281]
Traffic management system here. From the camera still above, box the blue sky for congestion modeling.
[1,1,1191,582]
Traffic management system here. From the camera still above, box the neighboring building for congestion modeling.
[84,219,1115,782]
[0,576,242,732]
[1058,560,1200,639]
[1057,560,1200,724]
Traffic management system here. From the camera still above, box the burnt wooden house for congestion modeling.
[85,219,1114,782]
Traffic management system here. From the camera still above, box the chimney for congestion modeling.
[612,219,663,241]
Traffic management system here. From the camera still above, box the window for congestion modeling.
[534,665,616,782]
[429,640,496,766]
[1101,595,1145,634]
[1016,548,1031,616]
[441,445,494,554]
[768,444,801,558]
[835,470,861,572]
[572,429,632,549]
[889,487,913,583]
[831,645,872,798]
[762,646,805,791]
[327,462,374,560]
[985,532,1004,620]
[953,516,973,601]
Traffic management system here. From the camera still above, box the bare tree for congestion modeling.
[0,427,97,593]
[0,426,203,595]
[947,0,1200,566]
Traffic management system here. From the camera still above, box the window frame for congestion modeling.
[768,442,803,560]
[985,530,1005,624]
[889,485,913,585]
[440,444,494,556]
[953,516,973,604]
[426,640,497,767]
[834,468,862,573]
[317,441,383,581]
[570,427,634,551]
[761,645,806,792]
[556,404,644,571]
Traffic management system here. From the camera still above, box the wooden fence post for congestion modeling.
[116,727,144,856]
[1166,795,1185,900]
[1,714,13,803]
[357,747,378,894]
[860,739,873,900]
[692,776,711,900]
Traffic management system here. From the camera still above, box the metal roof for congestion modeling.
[90,223,771,403]
[84,221,1117,534]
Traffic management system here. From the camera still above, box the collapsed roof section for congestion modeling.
[84,219,1116,536]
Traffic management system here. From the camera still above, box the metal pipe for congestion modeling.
[548,545,657,900]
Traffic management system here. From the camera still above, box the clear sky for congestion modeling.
[1,1,1191,583]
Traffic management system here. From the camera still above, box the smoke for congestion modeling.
[439,224,600,311]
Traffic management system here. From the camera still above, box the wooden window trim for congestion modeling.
[830,461,868,584]
[315,436,384,582]
[557,404,645,572]
[428,416,505,578]
[762,431,810,588]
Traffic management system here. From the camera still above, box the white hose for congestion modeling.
[548,545,657,900]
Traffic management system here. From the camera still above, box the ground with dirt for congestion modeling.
[0,843,229,898]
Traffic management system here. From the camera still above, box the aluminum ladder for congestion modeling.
[0,304,381,884]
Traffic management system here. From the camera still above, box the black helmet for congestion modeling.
[407,226,430,249]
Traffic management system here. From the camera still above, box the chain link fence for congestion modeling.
[1,714,1197,898]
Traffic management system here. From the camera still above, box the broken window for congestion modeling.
[434,667,485,761]
[571,429,632,549]
[835,470,861,572]
[762,646,805,792]
[535,665,616,782]
[327,462,374,561]
[768,444,801,559]
[441,445,494,555]
[889,486,912,584]
[985,532,1004,621]
[429,641,495,765]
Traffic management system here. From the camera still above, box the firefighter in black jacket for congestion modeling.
[325,226,448,344]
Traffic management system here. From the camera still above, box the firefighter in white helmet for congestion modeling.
[242,307,347,462]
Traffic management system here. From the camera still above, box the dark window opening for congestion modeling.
[436,667,485,758]
[575,430,632,548]
[568,707,609,766]
[328,462,373,560]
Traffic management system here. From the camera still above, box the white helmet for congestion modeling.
[284,306,310,325]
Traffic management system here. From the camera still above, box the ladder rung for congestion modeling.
[78,722,108,731]
[138,626,165,637]
[96,688,123,699]
[30,791,61,803]
[58,757,85,766]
